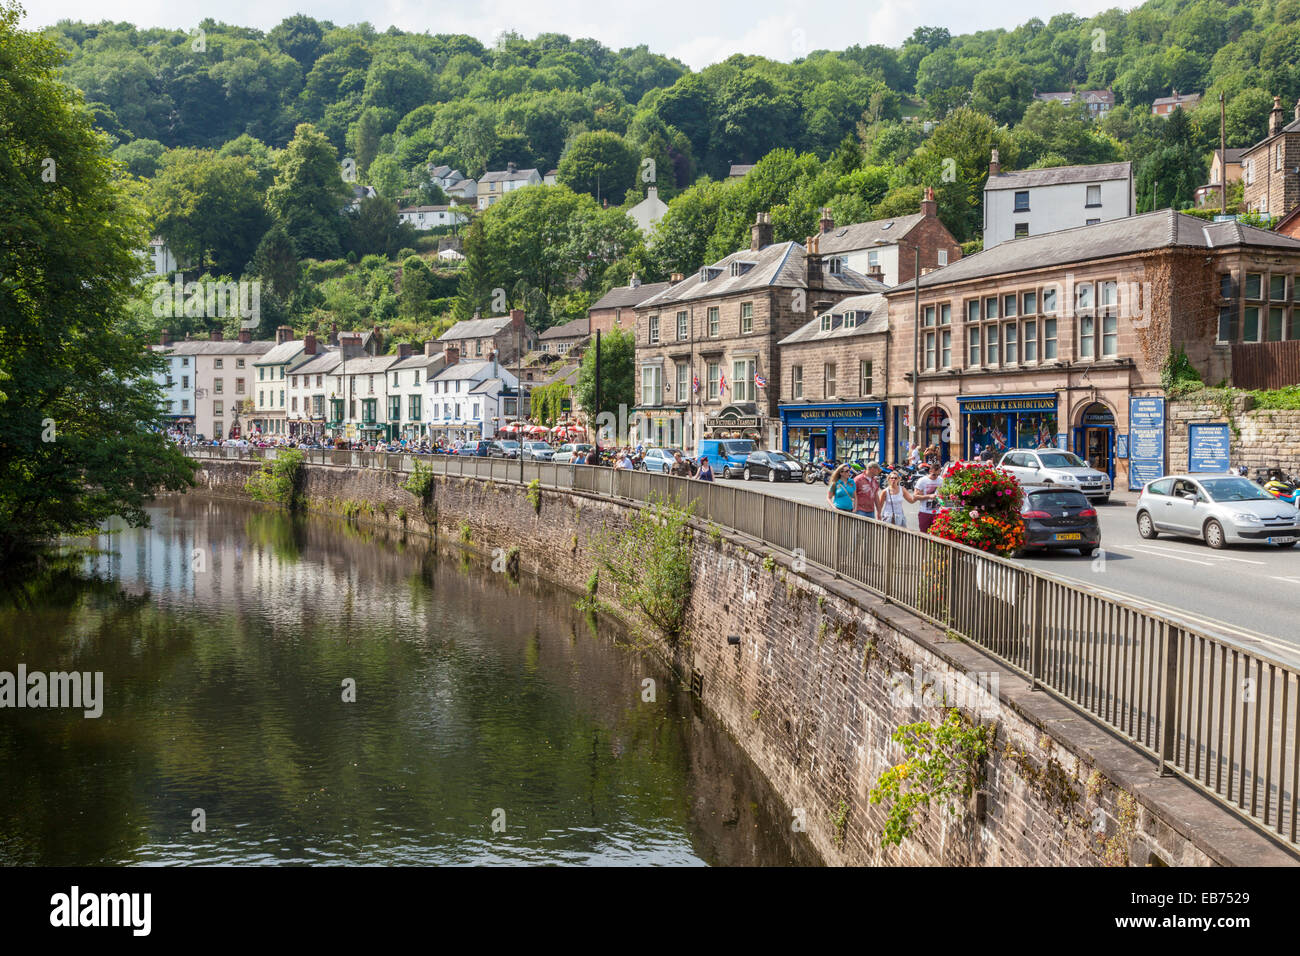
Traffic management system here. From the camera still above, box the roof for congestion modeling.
[543,363,580,387]
[481,167,540,183]
[293,350,342,376]
[590,281,671,310]
[390,351,444,371]
[1244,112,1300,154]
[469,377,502,394]
[539,317,590,340]
[438,315,515,340]
[779,293,890,345]
[1034,89,1114,105]
[985,162,1132,191]
[636,241,886,309]
[331,354,397,375]
[253,340,306,366]
[729,164,755,177]
[398,204,460,214]
[156,340,276,356]
[437,359,500,381]
[1216,147,1249,164]
[1154,92,1201,107]
[816,214,926,253]
[896,209,1300,291]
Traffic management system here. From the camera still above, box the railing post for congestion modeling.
[833,512,841,576]
[730,487,737,531]
[1157,624,1181,775]
[1030,575,1045,691]
[761,493,769,541]
[883,527,895,604]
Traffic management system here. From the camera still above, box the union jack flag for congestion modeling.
[692,374,700,394]
[719,373,728,393]
[754,373,768,389]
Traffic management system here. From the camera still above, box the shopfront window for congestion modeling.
[834,426,880,464]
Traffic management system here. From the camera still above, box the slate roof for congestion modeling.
[816,214,926,253]
[480,167,540,183]
[729,164,755,177]
[469,377,503,394]
[636,241,886,309]
[436,360,500,381]
[331,354,397,375]
[438,315,515,340]
[539,317,590,340]
[293,350,342,376]
[590,281,671,310]
[985,162,1132,191]
[156,340,275,356]
[253,340,307,366]
[779,294,890,345]
[895,209,1300,291]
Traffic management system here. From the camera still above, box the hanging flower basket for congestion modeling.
[928,461,1025,557]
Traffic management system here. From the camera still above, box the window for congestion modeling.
[392,372,400,387]
[214,378,224,394]
[821,313,832,332]
[967,300,980,323]
[1023,321,1038,362]
[1100,281,1118,308]
[1244,307,1261,342]
[1080,316,1096,358]
[844,311,857,329]
[859,360,872,395]
[740,302,754,334]
[1279,144,1286,172]
[181,399,189,411]
[1042,287,1058,313]
[1291,309,1300,340]
[181,376,189,389]
[1076,282,1094,311]
[1218,306,1235,343]
[968,326,981,366]
[279,390,284,407]
[708,307,719,337]
[941,330,951,368]
[388,396,400,420]
[1004,323,1017,364]
[984,297,999,320]
[1014,191,1030,212]
[258,390,263,407]
[236,359,245,369]
[824,362,837,397]
[409,395,421,419]
[924,330,936,369]
[1086,184,1101,207]
[868,250,879,266]
[923,305,936,328]
[1268,307,1285,341]
[1220,273,1235,299]
[316,375,322,387]
[259,367,265,381]
[792,365,803,399]
[1271,275,1287,301]
[648,315,659,344]
[1023,291,1037,314]
[676,363,689,402]
[214,359,223,369]
[236,378,245,394]
[213,401,224,417]
[1014,223,1029,238]
[677,311,688,340]
[1044,318,1058,359]
[640,366,662,406]
[1102,315,1118,355]
[181,358,189,367]
[937,249,948,266]
[707,362,720,401]
[1245,273,1262,299]
[733,359,755,401]
[1246,158,1255,185]
[986,323,999,363]
[1003,294,1017,318]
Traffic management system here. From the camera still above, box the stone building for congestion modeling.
[633,212,884,450]
[436,309,537,364]
[1241,96,1300,219]
[814,192,961,285]
[587,276,670,334]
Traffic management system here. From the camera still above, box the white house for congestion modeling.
[628,186,669,236]
[396,204,469,231]
[982,153,1135,251]
[478,163,542,209]
[143,237,178,278]
[426,356,520,440]
[287,346,341,440]
[387,344,449,440]
[150,333,195,429]
[251,328,318,437]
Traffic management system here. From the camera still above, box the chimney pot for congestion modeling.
[210,329,222,341]
[989,149,1001,177]
[443,345,460,367]
[398,342,412,358]
[751,211,774,251]
[1271,95,1286,136]
[920,186,938,218]
[160,329,171,346]
[819,207,834,234]
[629,273,641,289]
[276,325,292,345]
[670,272,684,284]
[238,329,252,343]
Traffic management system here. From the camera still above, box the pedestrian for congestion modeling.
[980,445,995,463]
[585,445,600,466]
[697,456,714,481]
[827,464,856,512]
[914,463,944,533]
[908,442,921,469]
[853,462,881,519]
[877,470,921,526]
[669,451,693,477]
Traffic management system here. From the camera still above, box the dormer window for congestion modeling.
[729,261,755,277]
[880,221,894,231]
[700,266,723,282]
[820,314,832,331]
[844,311,857,329]
[827,257,845,275]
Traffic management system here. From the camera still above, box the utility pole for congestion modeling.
[1220,92,1227,215]
[910,245,920,467]
[516,322,523,482]
[594,329,602,454]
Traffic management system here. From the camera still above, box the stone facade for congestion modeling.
[1241,97,1300,218]
[188,457,1291,866]
[1168,394,1300,475]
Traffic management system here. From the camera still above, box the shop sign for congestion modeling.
[958,395,1057,414]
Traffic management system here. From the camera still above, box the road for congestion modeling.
[716,471,1300,655]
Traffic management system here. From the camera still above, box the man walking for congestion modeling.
[854,462,881,519]
[915,463,944,533]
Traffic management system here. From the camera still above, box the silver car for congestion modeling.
[522,441,554,461]
[1136,474,1300,549]
[999,448,1113,502]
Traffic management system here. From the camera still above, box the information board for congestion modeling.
[1128,397,1166,490]
[1188,423,1231,473]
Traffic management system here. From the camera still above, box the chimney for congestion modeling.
[751,211,773,251]
[398,342,412,358]
[646,186,658,201]
[1271,95,1285,137]
[370,326,381,354]
[867,263,885,282]
[160,329,171,346]
[806,236,823,285]
[507,161,517,174]
[669,272,684,284]
[1295,98,1300,123]
[629,273,641,289]
[304,333,317,355]
[276,325,292,345]
[209,329,223,341]
[329,324,339,346]
[238,329,252,343]
[920,185,937,218]
[424,340,439,358]
[443,345,460,367]
[989,149,1001,177]
[509,308,525,335]
[819,207,834,234]
[472,309,482,320]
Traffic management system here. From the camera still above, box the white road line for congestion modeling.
[1122,545,1216,566]
[1271,576,1300,584]
[1123,542,1267,564]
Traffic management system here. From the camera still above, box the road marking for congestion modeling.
[1272,576,1300,584]
[1122,545,1216,566]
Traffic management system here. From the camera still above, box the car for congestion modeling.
[460,440,490,457]
[554,442,594,464]
[742,450,804,482]
[641,447,683,473]
[1135,473,1300,549]
[521,441,554,461]
[488,439,522,459]
[696,439,757,479]
[1017,488,1101,556]
[998,448,1112,503]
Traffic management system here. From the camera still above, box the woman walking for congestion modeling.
[877,469,921,527]
[827,464,856,513]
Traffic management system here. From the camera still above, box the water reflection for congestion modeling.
[0,496,815,866]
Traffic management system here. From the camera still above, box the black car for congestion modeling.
[742,450,804,482]
[1018,488,1101,556]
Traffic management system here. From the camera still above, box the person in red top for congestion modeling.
[853,462,881,518]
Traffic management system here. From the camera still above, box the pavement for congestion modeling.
[723,472,1300,654]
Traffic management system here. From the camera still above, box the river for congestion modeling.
[0,496,815,866]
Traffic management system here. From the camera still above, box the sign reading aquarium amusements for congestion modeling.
[1128,396,1166,490]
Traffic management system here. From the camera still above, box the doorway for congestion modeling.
[1075,402,1116,478]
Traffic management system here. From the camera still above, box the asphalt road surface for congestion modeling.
[723,471,1300,656]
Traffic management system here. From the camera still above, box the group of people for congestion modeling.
[826,461,945,532]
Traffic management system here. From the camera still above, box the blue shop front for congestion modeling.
[780,402,886,464]
[958,393,1060,460]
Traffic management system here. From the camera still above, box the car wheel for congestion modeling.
[743,467,752,481]
[1204,519,1227,550]
[1137,511,1158,539]
[1097,495,1110,505]
[1077,546,1096,557]
[1278,540,1298,548]
[767,469,776,483]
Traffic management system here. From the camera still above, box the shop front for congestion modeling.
[704,404,765,445]
[780,403,885,465]
[1073,401,1117,479]
[635,407,688,450]
[958,393,1059,460]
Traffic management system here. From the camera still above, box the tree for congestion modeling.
[574,326,634,427]
[0,3,193,567]
[146,148,267,274]
[266,123,350,259]
[112,138,165,177]
[453,217,493,321]
[248,222,301,301]
[558,130,638,204]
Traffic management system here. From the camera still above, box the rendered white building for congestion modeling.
[982,153,1135,251]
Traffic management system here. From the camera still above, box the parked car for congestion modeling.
[460,440,490,457]
[998,448,1112,503]
[554,442,594,463]
[696,439,757,479]
[488,439,521,459]
[1017,488,1101,556]
[641,447,683,473]
[521,440,554,461]
[742,450,804,482]
[1136,474,1300,549]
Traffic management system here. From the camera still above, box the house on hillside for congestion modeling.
[814,192,962,286]
[628,186,669,235]
[436,309,538,364]
[588,276,671,334]
[1153,91,1202,116]
[1032,89,1115,120]
[478,163,542,209]
[1240,96,1300,219]
[983,153,1134,250]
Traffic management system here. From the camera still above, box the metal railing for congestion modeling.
[187,445,1300,850]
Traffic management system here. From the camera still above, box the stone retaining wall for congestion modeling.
[186,458,1296,866]
[1168,394,1300,475]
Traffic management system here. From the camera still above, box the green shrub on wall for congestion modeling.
[244,449,305,509]
[589,494,693,640]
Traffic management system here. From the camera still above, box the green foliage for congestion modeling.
[266,123,350,259]
[529,379,571,427]
[868,709,993,848]
[574,327,634,426]
[526,478,542,514]
[458,520,472,543]
[589,494,693,640]
[829,799,850,847]
[402,458,436,502]
[558,130,638,204]
[245,449,305,508]
[1161,346,1204,396]
[147,148,269,274]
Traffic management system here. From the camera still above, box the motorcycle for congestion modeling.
[1260,467,1300,505]
[809,457,838,485]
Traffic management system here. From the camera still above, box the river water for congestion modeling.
[0,496,814,866]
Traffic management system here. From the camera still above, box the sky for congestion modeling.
[22,0,1125,71]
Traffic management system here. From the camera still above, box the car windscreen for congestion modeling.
[499,441,520,448]
[721,441,755,456]
[1024,490,1090,510]
[768,452,798,463]
[1037,452,1087,468]
[1201,477,1274,502]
